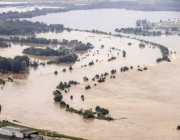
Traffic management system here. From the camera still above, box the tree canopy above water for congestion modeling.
[0,20,64,35]
[0,56,29,73]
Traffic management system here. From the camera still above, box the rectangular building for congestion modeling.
[0,126,38,139]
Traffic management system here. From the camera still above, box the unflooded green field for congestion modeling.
[153,22,180,28]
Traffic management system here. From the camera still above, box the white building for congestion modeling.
[0,126,38,139]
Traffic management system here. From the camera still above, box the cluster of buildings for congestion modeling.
[168,18,180,23]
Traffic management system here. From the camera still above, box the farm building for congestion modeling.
[0,126,38,139]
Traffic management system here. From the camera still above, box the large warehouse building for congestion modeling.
[0,126,38,139]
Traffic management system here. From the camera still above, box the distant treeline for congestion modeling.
[89,1,180,11]
[0,20,64,35]
[0,1,180,21]
[0,2,74,8]
[0,7,77,21]
[0,56,29,73]
[115,28,162,36]
[9,36,59,44]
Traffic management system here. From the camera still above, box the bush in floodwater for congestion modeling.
[83,76,89,81]
[83,109,95,118]
[81,95,85,101]
[54,71,58,75]
[122,50,126,57]
[66,104,69,109]
[85,85,91,90]
[81,95,84,99]
[156,56,171,63]
[143,67,148,70]
[139,43,145,48]
[62,68,66,72]
[95,74,99,79]
[104,72,108,76]
[8,77,13,82]
[128,42,132,46]
[98,78,105,83]
[66,107,75,112]
[121,66,129,72]
[57,53,78,63]
[69,66,73,71]
[54,94,63,102]
[60,101,66,108]
[111,69,116,74]
[95,106,109,116]
[68,80,79,85]
[57,82,70,90]
[53,90,62,95]
[0,79,5,85]
[89,61,94,66]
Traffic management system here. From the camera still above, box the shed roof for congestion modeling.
[1,126,29,133]
[22,130,38,134]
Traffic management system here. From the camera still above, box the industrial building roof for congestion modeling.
[1,126,29,133]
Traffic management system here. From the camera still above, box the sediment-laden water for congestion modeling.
[0,9,180,140]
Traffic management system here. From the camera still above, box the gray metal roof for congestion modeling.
[1,126,29,133]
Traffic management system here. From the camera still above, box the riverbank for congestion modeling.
[0,120,85,140]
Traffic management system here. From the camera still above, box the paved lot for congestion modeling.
[0,135,69,140]
[43,136,69,140]
[0,135,23,140]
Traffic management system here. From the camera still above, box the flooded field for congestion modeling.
[0,9,180,140]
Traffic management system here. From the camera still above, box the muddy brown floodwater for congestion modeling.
[0,30,180,140]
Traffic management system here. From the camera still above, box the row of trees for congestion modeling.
[0,79,5,85]
[0,41,8,47]
[47,53,78,64]
[10,36,58,44]
[0,56,29,73]
[139,43,146,48]
[23,47,68,56]
[0,20,64,35]
[136,19,148,27]
[53,90,63,102]
[60,39,93,51]
[0,37,93,53]
[115,27,162,36]
[56,53,78,63]
[57,80,79,90]
[0,7,74,20]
